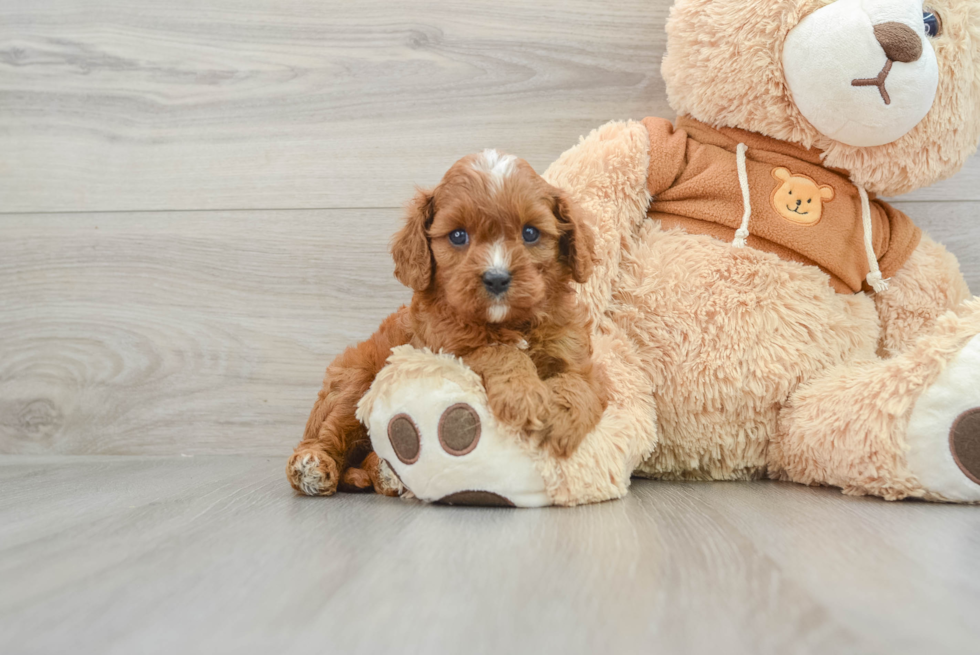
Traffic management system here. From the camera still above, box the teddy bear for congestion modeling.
[355,0,980,506]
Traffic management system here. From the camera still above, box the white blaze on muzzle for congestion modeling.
[484,239,511,323]
[783,0,938,147]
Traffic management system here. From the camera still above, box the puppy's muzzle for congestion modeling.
[482,270,511,296]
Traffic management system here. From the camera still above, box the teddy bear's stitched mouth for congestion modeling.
[852,59,894,105]
[786,205,809,215]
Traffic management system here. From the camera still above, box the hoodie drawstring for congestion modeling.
[857,185,888,293]
[731,142,888,294]
[732,143,752,249]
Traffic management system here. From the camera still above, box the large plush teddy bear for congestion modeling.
[356,0,980,506]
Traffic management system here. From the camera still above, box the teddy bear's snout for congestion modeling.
[783,0,940,148]
[873,22,922,64]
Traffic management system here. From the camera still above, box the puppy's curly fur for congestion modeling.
[287,150,608,496]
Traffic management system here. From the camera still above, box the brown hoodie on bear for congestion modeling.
[644,116,921,294]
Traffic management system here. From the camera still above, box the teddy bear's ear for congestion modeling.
[819,185,836,201]
[391,188,435,292]
[772,167,791,182]
[551,189,595,284]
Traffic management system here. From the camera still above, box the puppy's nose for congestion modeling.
[873,22,922,64]
[482,270,511,296]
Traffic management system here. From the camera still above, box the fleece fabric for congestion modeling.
[643,116,922,294]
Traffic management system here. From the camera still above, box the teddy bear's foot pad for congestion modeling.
[907,334,980,502]
[950,408,980,485]
[358,346,552,508]
[436,491,516,507]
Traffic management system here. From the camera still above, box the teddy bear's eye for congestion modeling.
[807,199,812,204]
[923,10,942,38]
[788,190,793,195]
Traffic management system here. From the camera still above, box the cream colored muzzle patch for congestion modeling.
[783,0,938,147]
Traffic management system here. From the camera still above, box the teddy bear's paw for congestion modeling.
[375,400,549,507]
[357,347,552,507]
[286,448,340,497]
[906,334,980,502]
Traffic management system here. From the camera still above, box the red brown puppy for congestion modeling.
[287,150,607,496]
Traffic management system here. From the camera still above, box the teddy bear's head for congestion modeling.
[662,0,980,196]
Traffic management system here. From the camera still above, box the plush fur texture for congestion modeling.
[770,300,980,501]
[287,152,607,495]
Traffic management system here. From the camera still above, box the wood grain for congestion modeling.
[1,204,978,456]
[1,456,979,654]
[0,0,671,213]
[0,209,410,455]
[1,0,976,214]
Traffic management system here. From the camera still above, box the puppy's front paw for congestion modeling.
[286,448,340,496]
[486,382,547,434]
[536,425,586,459]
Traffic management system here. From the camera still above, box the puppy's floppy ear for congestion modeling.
[552,189,595,283]
[391,188,435,291]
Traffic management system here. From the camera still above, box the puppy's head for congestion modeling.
[391,150,594,325]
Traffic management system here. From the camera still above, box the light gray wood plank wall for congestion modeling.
[0,0,673,212]
[0,209,409,455]
[0,0,977,213]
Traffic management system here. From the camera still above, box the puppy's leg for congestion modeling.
[540,367,607,457]
[464,345,550,437]
[287,308,411,496]
[465,345,608,458]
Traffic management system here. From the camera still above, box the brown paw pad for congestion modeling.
[950,408,980,485]
[436,490,515,507]
[388,414,420,464]
[438,403,481,456]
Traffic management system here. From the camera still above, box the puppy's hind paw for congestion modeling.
[364,452,405,497]
[287,449,340,496]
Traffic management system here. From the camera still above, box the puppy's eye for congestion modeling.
[448,229,469,246]
[522,225,540,244]
[923,10,942,38]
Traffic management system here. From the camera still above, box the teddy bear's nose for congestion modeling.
[796,199,802,206]
[873,22,922,64]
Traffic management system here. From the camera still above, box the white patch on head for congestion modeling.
[483,239,511,323]
[472,149,517,191]
[292,454,328,496]
[484,239,511,272]
[487,304,509,323]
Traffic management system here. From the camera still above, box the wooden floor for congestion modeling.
[2,456,979,655]
[3,1,980,652]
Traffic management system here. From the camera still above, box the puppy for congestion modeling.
[287,150,607,496]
